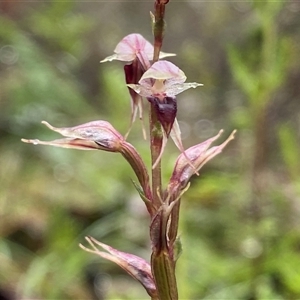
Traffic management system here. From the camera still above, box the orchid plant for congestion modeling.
[22,1,235,299]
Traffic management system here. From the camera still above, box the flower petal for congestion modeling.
[140,61,186,83]
[124,62,146,139]
[152,128,168,170]
[164,82,203,97]
[170,119,198,174]
[100,33,175,65]
[128,61,203,99]
[41,120,123,141]
[127,83,153,98]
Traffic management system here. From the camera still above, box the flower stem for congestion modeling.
[151,250,178,300]
[150,0,167,210]
[121,141,153,214]
[153,1,166,62]
[150,2,179,299]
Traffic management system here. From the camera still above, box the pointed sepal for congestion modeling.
[80,236,157,298]
[22,120,125,152]
[152,118,197,173]
[168,130,236,194]
[124,61,146,139]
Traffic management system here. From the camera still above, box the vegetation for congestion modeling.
[1,1,300,299]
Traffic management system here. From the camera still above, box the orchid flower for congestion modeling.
[128,60,202,100]
[100,33,175,67]
[101,34,175,140]
[128,60,203,169]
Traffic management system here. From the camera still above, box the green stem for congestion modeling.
[151,250,178,300]
[151,201,178,300]
[121,142,153,214]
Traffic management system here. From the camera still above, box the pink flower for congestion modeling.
[101,33,175,67]
[128,61,202,169]
[127,60,202,100]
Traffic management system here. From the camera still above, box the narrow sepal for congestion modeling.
[170,119,198,173]
[80,236,157,298]
[152,124,167,170]
[21,138,102,150]
[22,120,125,152]
[168,130,236,193]
[124,61,146,139]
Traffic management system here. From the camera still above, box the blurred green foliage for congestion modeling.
[1,1,300,299]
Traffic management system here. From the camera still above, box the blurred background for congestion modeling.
[1,0,300,299]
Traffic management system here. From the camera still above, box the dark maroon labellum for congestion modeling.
[147,96,177,137]
[124,60,144,99]
[124,63,135,85]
